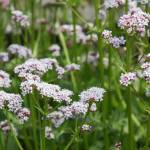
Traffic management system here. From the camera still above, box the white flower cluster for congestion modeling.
[141,62,150,83]
[65,63,80,71]
[0,52,9,62]
[120,72,137,86]
[0,91,30,123]
[45,126,54,140]
[0,120,17,135]
[87,51,99,66]
[81,124,92,132]
[79,87,106,103]
[0,70,11,88]
[60,24,98,44]
[102,30,126,48]
[11,10,30,27]
[14,58,65,78]
[47,101,89,128]
[8,44,32,59]
[48,44,61,57]
[118,8,150,36]
[104,0,125,9]
[47,87,105,128]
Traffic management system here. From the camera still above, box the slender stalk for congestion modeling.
[59,32,77,92]
[30,94,39,150]
[126,35,134,150]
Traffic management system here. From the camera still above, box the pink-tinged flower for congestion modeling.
[48,44,61,57]
[11,10,30,27]
[65,63,80,71]
[0,0,9,9]
[81,124,92,132]
[120,72,137,86]
[79,87,106,103]
[118,8,150,36]
[0,70,11,88]
[8,44,32,59]
[45,127,54,140]
[0,52,9,62]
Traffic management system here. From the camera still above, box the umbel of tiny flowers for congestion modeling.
[0,52,9,63]
[141,62,150,83]
[103,0,125,9]
[102,30,126,48]
[65,63,80,71]
[48,44,61,57]
[7,44,32,59]
[118,7,150,36]
[46,87,105,128]
[14,58,65,79]
[0,120,17,135]
[0,91,30,123]
[45,126,55,140]
[11,10,30,27]
[120,72,137,86]
[0,70,11,88]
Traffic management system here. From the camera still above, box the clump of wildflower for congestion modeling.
[141,62,150,83]
[8,44,32,59]
[65,63,80,71]
[118,8,150,36]
[47,101,89,127]
[16,108,30,124]
[104,0,125,9]
[0,0,9,9]
[0,91,30,123]
[36,82,73,103]
[14,58,65,78]
[0,120,17,135]
[87,51,99,66]
[0,70,11,88]
[102,30,126,48]
[79,87,105,103]
[60,24,82,35]
[0,52,9,62]
[120,72,137,86]
[47,111,65,128]
[89,103,97,112]
[102,30,112,41]
[81,124,92,132]
[11,10,30,27]
[48,44,61,57]
[45,127,54,140]
[0,120,10,134]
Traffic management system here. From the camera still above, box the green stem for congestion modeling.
[59,32,77,92]
[30,94,39,150]
[126,36,134,150]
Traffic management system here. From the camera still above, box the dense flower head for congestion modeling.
[0,91,30,123]
[104,0,125,9]
[81,124,92,132]
[48,44,61,57]
[0,0,9,9]
[0,120,10,134]
[36,82,73,103]
[65,63,80,71]
[8,44,32,59]
[47,101,89,127]
[14,58,65,78]
[0,70,11,88]
[16,108,30,124]
[0,52,9,62]
[141,62,150,83]
[102,30,126,48]
[11,10,30,27]
[60,24,82,35]
[118,8,150,36]
[45,126,54,140]
[120,72,137,86]
[87,51,99,66]
[79,87,106,103]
